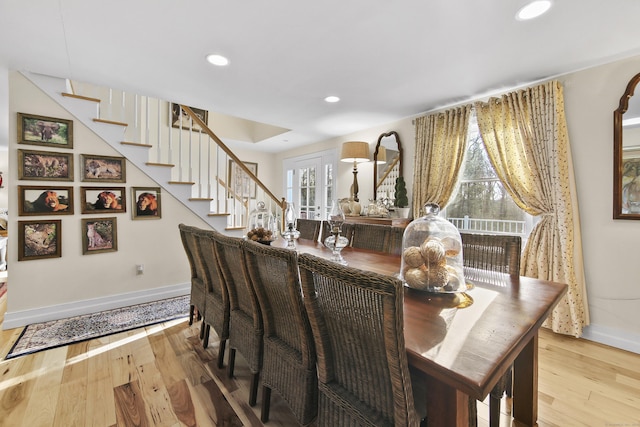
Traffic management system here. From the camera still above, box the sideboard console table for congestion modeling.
[344,216,411,228]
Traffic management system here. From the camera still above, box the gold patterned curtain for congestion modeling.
[474,81,589,337]
[412,105,472,217]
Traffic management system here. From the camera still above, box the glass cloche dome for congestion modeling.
[399,202,466,293]
[246,201,278,244]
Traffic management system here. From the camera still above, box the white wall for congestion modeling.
[559,56,640,351]
[4,72,211,328]
[275,56,640,353]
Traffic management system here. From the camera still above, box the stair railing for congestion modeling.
[68,80,286,231]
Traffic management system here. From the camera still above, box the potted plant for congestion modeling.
[394,177,410,218]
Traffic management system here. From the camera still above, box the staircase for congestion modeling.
[23,71,285,235]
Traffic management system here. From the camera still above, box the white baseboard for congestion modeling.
[581,324,640,355]
[3,283,190,330]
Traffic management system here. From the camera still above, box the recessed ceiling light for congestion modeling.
[516,0,552,20]
[206,54,229,66]
[324,95,340,103]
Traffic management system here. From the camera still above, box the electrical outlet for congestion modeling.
[136,264,144,275]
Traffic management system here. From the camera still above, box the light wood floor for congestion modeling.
[1,288,639,426]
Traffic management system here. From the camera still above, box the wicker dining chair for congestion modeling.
[350,223,392,252]
[460,232,522,427]
[296,218,322,242]
[195,227,230,368]
[460,232,522,277]
[387,226,406,256]
[178,224,205,331]
[242,240,318,425]
[211,232,263,407]
[298,253,426,427]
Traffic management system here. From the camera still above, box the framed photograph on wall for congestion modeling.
[18,149,74,181]
[131,187,161,219]
[18,185,74,216]
[171,103,208,131]
[18,219,62,261]
[82,217,117,254]
[17,112,73,149]
[228,160,258,199]
[80,154,126,183]
[81,186,126,214]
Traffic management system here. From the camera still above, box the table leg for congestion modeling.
[424,374,469,427]
[513,332,539,426]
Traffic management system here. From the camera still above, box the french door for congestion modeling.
[283,149,337,221]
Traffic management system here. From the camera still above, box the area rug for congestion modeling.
[5,295,190,359]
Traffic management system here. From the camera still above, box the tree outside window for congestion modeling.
[445,114,534,239]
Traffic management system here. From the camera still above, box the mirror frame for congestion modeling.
[614,72,640,219]
[373,131,403,200]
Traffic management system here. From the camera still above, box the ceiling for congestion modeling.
[2,0,640,153]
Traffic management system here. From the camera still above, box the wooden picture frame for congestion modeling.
[171,103,208,131]
[80,154,126,183]
[131,187,161,219]
[81,186,126,214]
[82,217,117,254]
[18,219,62,261]
[18,149,74,181]
[17,112,73,149]
[18,185,74,216]
[228,160,258,199]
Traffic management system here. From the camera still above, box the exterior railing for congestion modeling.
[447,216,527,237]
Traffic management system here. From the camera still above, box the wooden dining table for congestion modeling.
[283,237,568,427]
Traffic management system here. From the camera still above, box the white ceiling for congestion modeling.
[2,0,640,153]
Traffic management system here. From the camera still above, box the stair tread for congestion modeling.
[146,162,175,167]
[168,181,195,185]
[62,92,101,103]
[93,118,128,127]
[121,141,152,147]
[208,213,231,217]
[189,198,214,201]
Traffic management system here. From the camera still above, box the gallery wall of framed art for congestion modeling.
[13,111,161,261]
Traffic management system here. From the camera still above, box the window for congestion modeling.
[446,113,535,240]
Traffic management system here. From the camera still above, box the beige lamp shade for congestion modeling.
[340,141,370,203]
[340,141,370,163]
[375,146,387,164]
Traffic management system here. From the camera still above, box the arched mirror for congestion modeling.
[373,131,403,201]
[614,72,640,219]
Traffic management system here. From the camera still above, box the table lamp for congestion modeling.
[340,141,370,202]
[375,146,387,164]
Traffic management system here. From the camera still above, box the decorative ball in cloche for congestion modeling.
[246,201,278,244]
[399,202,466,293]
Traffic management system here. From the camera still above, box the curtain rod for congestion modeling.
[411,76,560,124]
